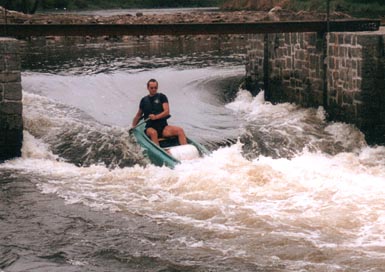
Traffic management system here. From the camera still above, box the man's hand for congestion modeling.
[149,114,157,120]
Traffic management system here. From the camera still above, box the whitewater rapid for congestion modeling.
[2,65,385,271]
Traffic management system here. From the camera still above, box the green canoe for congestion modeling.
[131,121,210,168]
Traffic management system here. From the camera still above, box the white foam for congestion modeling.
[21,131,58,160]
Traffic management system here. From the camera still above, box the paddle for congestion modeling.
[129,117,149,134]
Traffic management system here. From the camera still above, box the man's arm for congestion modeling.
[132,109,143,127]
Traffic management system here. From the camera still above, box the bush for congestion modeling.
[288,0,385,18]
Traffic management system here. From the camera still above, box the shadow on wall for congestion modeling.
[360,35,385,144]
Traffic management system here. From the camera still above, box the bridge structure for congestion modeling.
[0,19,380,36]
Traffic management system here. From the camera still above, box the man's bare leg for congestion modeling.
[146,127,160,145]
[163,125,187,145]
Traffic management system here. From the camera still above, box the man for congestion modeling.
[132,79,187,146]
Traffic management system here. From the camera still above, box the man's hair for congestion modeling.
[147,79,158,87]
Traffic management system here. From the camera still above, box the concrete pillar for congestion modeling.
[0,38,23,161]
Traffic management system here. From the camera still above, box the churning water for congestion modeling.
[1,17,385,272]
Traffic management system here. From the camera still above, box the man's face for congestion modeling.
[147,82,158,96]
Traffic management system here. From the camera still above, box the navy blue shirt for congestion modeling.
[139,93,169,129]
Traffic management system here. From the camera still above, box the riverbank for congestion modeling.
[0,6,352,25]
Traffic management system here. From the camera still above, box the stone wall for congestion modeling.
[328,30,385,143]
[246,27,385,144]
[0,38,23,161]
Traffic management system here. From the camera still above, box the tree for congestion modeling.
[1,0,40,14]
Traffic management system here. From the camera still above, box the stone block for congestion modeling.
[0,38,20,54]
[333,71,339,81]
[355,78,362,89]
[295,60,303,70]
[343,91,354,104]
[4,82,22,101]
[284,33,291,44]
[0,102,22,115]
[0,114,23,130]
[290,78,296,87]
[329,33,336,44]
[336,58,341,69]
[345,58,352,68]
[282,70,291,80]
[5,53,21,71]
[299,34,305,48]
[357,35,381,47]
[338,35,344,45]
[0,57,5,72]
[344,35,352,45]
[307,33,317,46]
[353,47,362,58]
[286,57,292,68]
[312,80,323,92]
[0,72,21,83]
[357,61,362,77]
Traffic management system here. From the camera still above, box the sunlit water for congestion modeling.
[1,17,385,272]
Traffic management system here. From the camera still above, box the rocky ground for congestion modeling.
[0,6,353,25]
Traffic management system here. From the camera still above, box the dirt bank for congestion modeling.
[0,6,351,25]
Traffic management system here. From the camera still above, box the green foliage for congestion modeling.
[0,0,39,13]
[73,0,88,9]
[288,0,385,18]
[346,0,383,3]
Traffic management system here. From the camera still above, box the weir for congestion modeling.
[0,18,382,160]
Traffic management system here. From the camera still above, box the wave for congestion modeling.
[23,93,147,167]
[226,90,368,159]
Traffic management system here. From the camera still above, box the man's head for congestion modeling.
[147,79,158,96]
